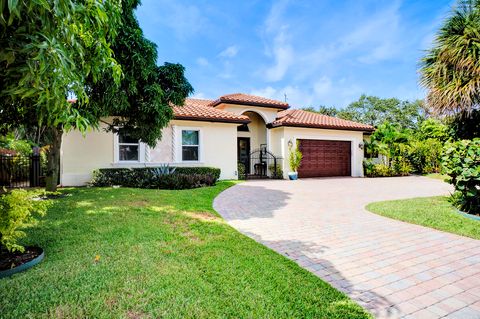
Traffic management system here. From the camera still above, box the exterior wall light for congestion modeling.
[359,142,364,150]
[288,139,293,149]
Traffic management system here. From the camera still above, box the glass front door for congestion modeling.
[237,137,250,173]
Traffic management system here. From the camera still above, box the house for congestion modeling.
[60,93,374,185]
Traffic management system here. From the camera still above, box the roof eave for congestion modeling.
[174,115,251,124]
[211,99,289,110]
[267,122,375,132]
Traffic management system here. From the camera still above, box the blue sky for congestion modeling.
[136,0,453,109]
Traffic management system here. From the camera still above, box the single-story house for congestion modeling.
[61,93,374,186]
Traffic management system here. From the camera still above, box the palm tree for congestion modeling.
[419,0,480,115]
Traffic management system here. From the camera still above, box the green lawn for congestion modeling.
[424,173,451,182]
[0,182,369,319]
[367,196,480,240]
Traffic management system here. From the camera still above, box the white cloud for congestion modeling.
[340,1,403,63]
[262,1,295,82]
[250,86,277,99]
[136,1,207,39]
[313,76,332,97]
[218,46,239,58]
[191,92,207,99]
[264,28,294,82]
[250,76,364,109]
[196,57,209,67]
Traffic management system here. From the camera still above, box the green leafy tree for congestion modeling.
[419,0,480,115]
[339,95,425,129]
[0,0,123,191]
[86,0,193,146]
[447,110,480,140]
[417,118,450,142]
[1,0,193,191]
[302,106,339,117]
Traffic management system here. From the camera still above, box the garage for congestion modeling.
[297,139,351,178]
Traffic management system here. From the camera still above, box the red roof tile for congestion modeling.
[173,98,250,124]
[211,93,289,109]
[270,109,374,131]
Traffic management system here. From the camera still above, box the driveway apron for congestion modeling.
[213,176,480,319]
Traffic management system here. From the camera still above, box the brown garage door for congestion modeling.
[297,140,351,178]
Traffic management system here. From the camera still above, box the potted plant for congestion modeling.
[288,141,303,180]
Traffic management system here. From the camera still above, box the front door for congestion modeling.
[237,137,250,174]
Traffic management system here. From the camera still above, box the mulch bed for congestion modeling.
[0,247,42,271]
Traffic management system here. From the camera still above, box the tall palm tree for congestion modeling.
[420,0,480,115]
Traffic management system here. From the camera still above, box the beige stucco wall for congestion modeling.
[270,126,366,178]
[237,111,267,151]
[149,125,173,162]
[61,121,115,186]
[61,119,238,186]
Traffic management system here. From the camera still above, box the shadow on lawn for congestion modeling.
[244,232,400,318]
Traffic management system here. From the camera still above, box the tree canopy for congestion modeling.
[0,0,122,131]
[86,0,193,147]
[305,95,426,130]
[419,0,480,115]
[0,0,193,191]
[340,95,426,129]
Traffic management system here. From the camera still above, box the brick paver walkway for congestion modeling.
[213,176,480,319]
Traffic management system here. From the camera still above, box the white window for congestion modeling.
[117,129,141,162]
[114,129,147,163]
[181,130,199,161]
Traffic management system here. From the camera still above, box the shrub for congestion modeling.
[442,139,480,214]
[392,158,412,176]
[408,139,443,174]
[237,162,246,180]
[363,160,395,177]
[288,142,302,172]
[0,189,51,253]
[90,166,221,190]
[268,163,283,179]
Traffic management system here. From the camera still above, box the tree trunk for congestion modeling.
[45,126,63,192]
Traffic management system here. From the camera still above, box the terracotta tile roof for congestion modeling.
[270,109,374,131]
[211,93,289,109]
[173,98,250,124]
[181,98,215,107]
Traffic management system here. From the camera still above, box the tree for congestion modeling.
[419,0,480,115]
[1,0,193,191]
[302,106,339,117]
[447,109,480,139]
[86,0,193,146]
[338,95,425,129]
[1,0,123,191]
[417,118,449,142]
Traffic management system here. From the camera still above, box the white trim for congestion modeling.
[290,133,361,177]
[113,131,146,163]
[239,108,270,124]
[174,126,203,163]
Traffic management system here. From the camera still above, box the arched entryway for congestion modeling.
[237,111,281,179]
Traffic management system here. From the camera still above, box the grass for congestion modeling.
[367,196,480,240]
[0,182,369,319]
[423,172,450,182]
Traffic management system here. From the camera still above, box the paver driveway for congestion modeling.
[213,176,480,319]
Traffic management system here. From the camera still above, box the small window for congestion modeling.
[182,130,199,161]
[118,129,139,161]
[237,124,249,132]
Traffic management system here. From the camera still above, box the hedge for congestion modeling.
[90,167,221,190]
